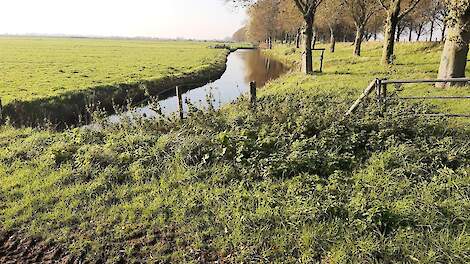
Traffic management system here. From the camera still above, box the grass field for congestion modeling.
[0,37,228,104]
[0,40,469,263]
[0,37,236,126]
[263,42,470,119]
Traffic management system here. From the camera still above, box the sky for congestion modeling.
[0,0,247,40]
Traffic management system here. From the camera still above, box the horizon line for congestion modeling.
[0,33,235,42]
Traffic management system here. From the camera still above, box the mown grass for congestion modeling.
[0,38,252,127]
[0,37,228,104]
[263,42,470,125]
[0,41,469,263]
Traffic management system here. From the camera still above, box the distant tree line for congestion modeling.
[228,0,469,84]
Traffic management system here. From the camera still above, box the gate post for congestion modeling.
[375,78,382,115]
[381,79,388,114]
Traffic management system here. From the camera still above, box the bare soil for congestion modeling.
[0,230,78,264]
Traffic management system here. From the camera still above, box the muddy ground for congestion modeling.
[0,230,78,264]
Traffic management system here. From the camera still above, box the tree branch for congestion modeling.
[399,0,422,20]
[315,0,325,9]
[293,0,307,14]
[306,0,317,16]
[376,0,388,11]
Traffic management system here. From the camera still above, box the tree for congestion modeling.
[232,27,248,42]
[342,0,380,56]
[433,1,449,42]
[410,8,429,41]
[425,0,447,42]
[246,0,281,48]
[292,0,325,74]
[227,0,323,74]
[378,0,423,64]
[367,14,384,40]
[437,0,470,86]
[317,0,344,52]
[278,0,304,47]
[396,19,407,41]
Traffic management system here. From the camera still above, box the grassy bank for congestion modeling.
[263,42,470,124]
[0,38,232,126]
[1,42,470,263]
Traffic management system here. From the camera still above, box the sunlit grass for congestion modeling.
[262,42,470,127]
[0,37,228,104]
[0,40,469,262]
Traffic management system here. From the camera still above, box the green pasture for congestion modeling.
[0,40,469,262]
[263,42,470,119]
[0,37,228,104]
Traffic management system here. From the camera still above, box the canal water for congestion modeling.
[110,49,288,121]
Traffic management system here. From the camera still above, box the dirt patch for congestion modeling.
[0,230,78,264]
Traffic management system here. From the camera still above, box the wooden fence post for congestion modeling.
[381,79,388,114]
[176,86,184,121]
[375,78,383,115]
[0,98,3,124]
[319,50,324,73]
[249,81,257,109]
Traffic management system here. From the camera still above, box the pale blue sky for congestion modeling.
[0,0,247,40]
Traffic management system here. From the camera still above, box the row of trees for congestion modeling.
[229,0,470,83]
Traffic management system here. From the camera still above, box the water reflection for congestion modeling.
[241,49,288,87]
[110,49,288,122]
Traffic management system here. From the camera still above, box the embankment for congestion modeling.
[1,50,232,128]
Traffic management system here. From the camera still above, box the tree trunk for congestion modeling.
[329,26,336,53]
[416,25,423,41]
[429,20,435,42]
[296,28,301,48]
[353,25,364,56]
[302,16,314,74]
[408,25,413,42]
[381,0,400,64]
[437,17,470,87]
[312,26,317,49]
[441,24,447,42]
[396,24,401,42]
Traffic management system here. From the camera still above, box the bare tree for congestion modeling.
[232,27,248,42]
[317,0,344,52]
[342,0,380,56]
[378,0,423,64]
[245,0,281,48]
[434,2,449,42]
[278,0,304,47]
[411,8,429,41]
[366,14,384,40]
[228,0,323,74]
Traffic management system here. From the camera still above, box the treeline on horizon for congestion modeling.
[233,0,447,52]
